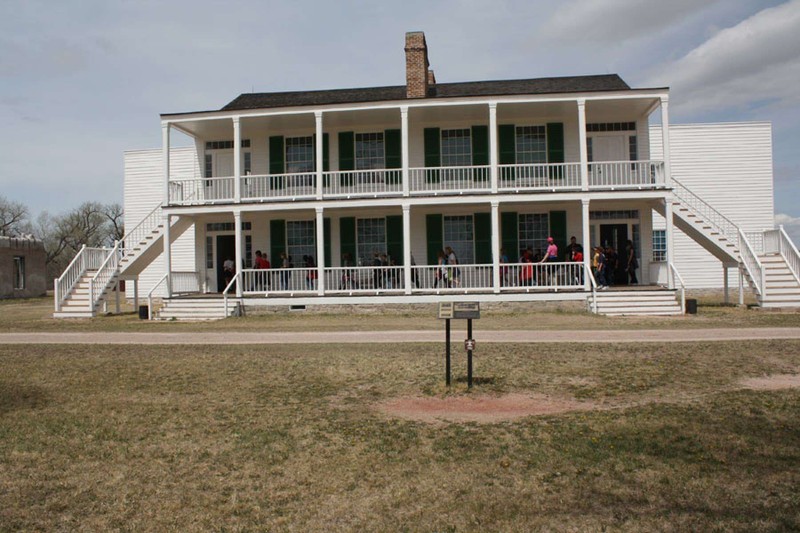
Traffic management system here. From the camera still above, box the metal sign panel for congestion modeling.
[453,302,480,319]
[438,302,454,319]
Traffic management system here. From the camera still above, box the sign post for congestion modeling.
[438,302,480,388]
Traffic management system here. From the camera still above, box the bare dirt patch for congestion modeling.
[378,393,595,424]
[740,373,800,391]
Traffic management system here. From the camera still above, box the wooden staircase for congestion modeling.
[591,289,682,316]
[754,254,800,308]
[53,269,120,318]
[154,298,241,321]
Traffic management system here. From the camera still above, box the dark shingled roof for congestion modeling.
[220,74,631,112]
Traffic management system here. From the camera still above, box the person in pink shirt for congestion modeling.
[541,237,558,263]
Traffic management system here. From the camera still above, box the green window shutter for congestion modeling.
[424,127,441,183]
[471,125,489,165]
[474,212,492,264]
[270,219,286,266]
[549,210,567,260]
[499,125,516,183]
[339,217,356,263]
[386,215,403,265]
[501,212,518,260]
[546,122,565,179]
[324,217,331,267]
[426,214,443,265]
[338,131,354,186]
[384,129,401,186]
[269,136,285,189]
[322,133,330,171]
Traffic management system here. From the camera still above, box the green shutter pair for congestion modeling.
[271,218,331,267]
[269,135,330,189]
[500,210,566,260]
[337,130,402,186]
[497,123,565,179]
[425,213,492,264]
[339,216,403,266]
[422,126,489,183]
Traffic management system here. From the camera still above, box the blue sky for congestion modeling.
[1,0,798,237]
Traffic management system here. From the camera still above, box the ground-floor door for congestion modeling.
[599,223,628,285]
[216,235,236,292]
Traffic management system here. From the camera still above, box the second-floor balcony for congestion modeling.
[168,160,665,206]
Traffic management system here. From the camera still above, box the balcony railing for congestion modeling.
[227,262,586,297]
[588,160,664,189]
[167,161,665,205]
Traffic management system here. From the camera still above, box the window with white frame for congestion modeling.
[443,215,474,264]
[286,136,314,173]
[243,152,252,175]
[652,229,667,261]
[516,126,547,164]
[355,132,384,170]
[206,236,213,269]
[441,129,472,167]
[13,256,24,290]
[286,221,316,265]
[518,213,549,259]
[356,218,386,266]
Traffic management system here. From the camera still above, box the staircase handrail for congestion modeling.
[122,203,162,256]
[584,263,598,314]
[738,229,764,297]
[672,178,740,245]
[147,273,169,320]
[53,245,111,312]
[668,262,687,314]
[89,241,122,310]
[777,225,800,285]
[222,272,241,318]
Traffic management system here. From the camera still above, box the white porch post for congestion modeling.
[163,214,172,297]
[491,201,500,293]
[723,264,730,304]
[660,96,671,188]
[403,203,412,294]
[234,212,243,297]
[738,265,745,306]
[489,102,498,194]
[665,195,675,290]
[316,207,325,295]
[577,99,588,191]
[582,198,591,290]
[233,117,241,203]
[162,123,171,205]
[401,106,410,197]
[315,112,324,200]
[133,278,139,311]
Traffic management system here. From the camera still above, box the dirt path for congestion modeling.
[1,328,799,344]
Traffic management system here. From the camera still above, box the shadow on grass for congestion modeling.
[454,376,497,385]
[0,381,50,414]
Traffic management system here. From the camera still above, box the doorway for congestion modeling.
[599,224,628,285]
[216,235,236,292]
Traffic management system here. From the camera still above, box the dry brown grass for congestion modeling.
[4,294,800,333]
[1,341,799,531]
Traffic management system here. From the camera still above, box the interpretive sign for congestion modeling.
[438,302,480,320]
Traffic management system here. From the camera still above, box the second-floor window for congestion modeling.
[286,137,314,173]
[441,129,471,167]
[516,126,547,164]
[355,133,384,170]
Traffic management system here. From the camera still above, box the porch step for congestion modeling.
[155,298,239,321]
[591,289,683,316]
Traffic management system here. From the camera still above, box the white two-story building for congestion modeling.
[53,32,799,319]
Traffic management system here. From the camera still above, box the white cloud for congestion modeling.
[540,0,719,43]
[647,0,800,116]
[775,213,800,245]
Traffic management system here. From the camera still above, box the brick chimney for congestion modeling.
[405,32,431,99]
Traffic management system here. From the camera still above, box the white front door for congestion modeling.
[592,135,626,162]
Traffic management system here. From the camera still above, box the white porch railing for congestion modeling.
[238,268,319,295]
[122,203,162,256]
[323,169,403,197]
[589,160,665,189]
[498,262,586,291]
[766,226,800,285]
[324,266,405,293]
[171,271,203,294]
[169,177,235,205]
[54,245,112,312]
[738,229,764,297]
[147,273,168,320]
[242,173,317,200]
[89,241,122,311]
[585,263,598,314]
[409,264,493,291]
[409,166,491,194]
[498,163,581,191]
[668,262,687,314]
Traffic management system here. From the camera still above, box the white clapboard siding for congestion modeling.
[651,122,774,288]
[124,147,199,298]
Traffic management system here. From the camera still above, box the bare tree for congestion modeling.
[0,195,29,237]
[103,203,124,242]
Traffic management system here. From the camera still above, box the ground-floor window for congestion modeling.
[287,221,316,265]
[443,215,474,264]
[13,256,24,289]
[652,229,667,261]
[357,218,386,266]
[518,213,549,260]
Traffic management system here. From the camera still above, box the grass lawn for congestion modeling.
[3,295,800,333]
[1,341,799,531]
